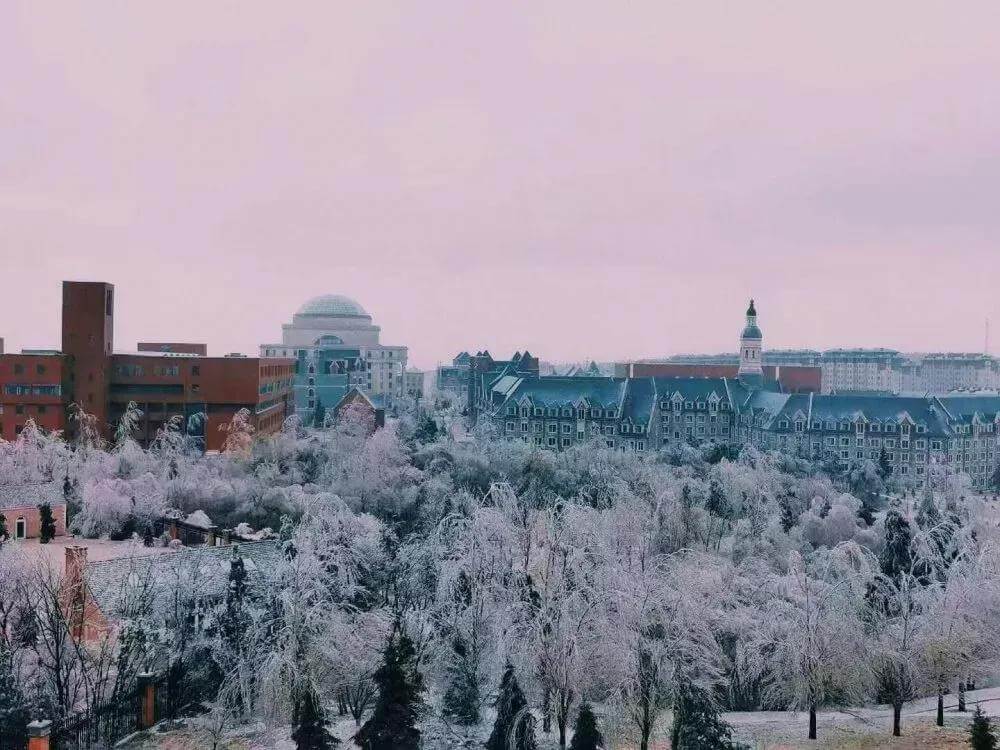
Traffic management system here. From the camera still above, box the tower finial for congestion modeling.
[747,298,756,317]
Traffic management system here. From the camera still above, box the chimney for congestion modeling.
[64,545,88,640]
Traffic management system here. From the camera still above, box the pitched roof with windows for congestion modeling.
[935,395,1000,425]
[806,395,952,435]
[491,376,627,415]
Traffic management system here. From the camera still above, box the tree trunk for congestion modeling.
[542,687,551,733]
[809,704,817,740]
[959,682,967,712]
[936,691,944,727]
[893,702,902,737]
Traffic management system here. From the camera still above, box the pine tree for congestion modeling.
[220,548,250,653]
[38,502,56,543]
[413,415,438,443]
[879,510,913,580]
[878,447,893,479]
[0,642,29,749]
[355,632,425,750]
[313,398,327,429]
[0,513,8,545]
[441,636,479,725]
[486,663,537,750]
[143,522,155,547]
[291,685,338,749]
[670,680,741,750]
[568,703,603,750]
[970,705,997,750]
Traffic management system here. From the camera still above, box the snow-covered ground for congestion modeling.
[8,535,170,570]
[121,688,1000,749]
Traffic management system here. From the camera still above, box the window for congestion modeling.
[38,405,46,415]
[36,364,45,375]
[562,424,571,434]
[13,364,23,375]
[561,438,571,447]
[548,437,557,447]
[192,365,201,376]
[15,405,24,415]
[548,424,557,434]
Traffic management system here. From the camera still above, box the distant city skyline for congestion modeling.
[2,3,999,368]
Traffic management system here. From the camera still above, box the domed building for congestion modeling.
[261,295,408,422]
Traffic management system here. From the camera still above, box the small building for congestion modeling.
[66,540,281,643]
[0,483,68,540]
[333,387,386,431]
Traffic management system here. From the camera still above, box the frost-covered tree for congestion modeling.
[749,549,871,740]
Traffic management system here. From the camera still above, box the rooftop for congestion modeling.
[297,294,368,318]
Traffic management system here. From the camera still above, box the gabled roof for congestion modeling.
[84,541,282,621]
[0,482,64,511]
[491,376,626,415]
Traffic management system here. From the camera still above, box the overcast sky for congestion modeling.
[2,2,999,369]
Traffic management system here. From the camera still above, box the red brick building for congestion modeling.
[617,361,822,393]
[0,281,294,451]
[0,484,68,540]
[0,352,68,440]
[137,342,208,355]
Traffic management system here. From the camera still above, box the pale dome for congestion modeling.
[297,294,368,317]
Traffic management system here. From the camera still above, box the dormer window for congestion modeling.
[591,408,601,418]
[535,407,544,416]
[684,401,693,410]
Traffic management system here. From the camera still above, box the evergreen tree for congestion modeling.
[441,635,479,725]
[970,705,997,750]
[857,501,876,527]
[879,510,913,580]
[486,663,537,750]
[916,489,942,530]
[413,414,439,443]
[670,680,741,750]
[143,522,155,547]
[0,643,29,749]
[355,632,425,750]
[220,548,250,652]
[568,703,603,750]
[878,447,893,480]
[38,502,56,544]
[0,513,7,545]
[292,684,338,749]
[313,398,327,429]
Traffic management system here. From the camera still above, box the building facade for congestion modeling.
[0,282,294,451]
[478,301,1000,490]
[436,351,472,399]
[260,295,408,423]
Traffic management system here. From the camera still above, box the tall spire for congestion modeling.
[738,298,764,381]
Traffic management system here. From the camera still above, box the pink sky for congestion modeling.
[2,2,999,369]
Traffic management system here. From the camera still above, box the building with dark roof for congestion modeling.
[0,483,67,540]
[477,301,1000,489]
